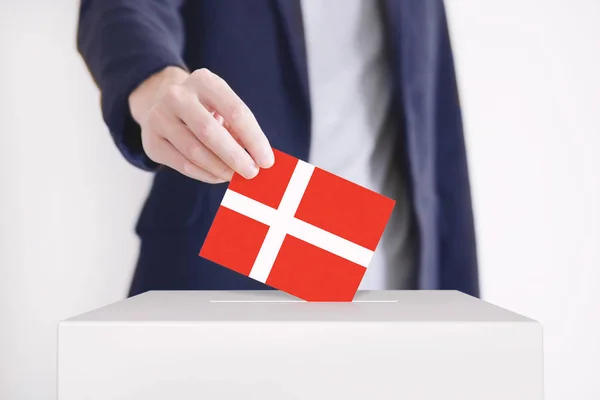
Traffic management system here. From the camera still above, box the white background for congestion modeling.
[0,0,598,399]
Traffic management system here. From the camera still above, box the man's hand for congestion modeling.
[128,66,274,183]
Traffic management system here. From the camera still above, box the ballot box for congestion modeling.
[57,290,544,399]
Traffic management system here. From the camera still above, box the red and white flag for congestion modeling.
[199,148,395,301]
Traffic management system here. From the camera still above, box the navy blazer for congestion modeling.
[77,0,479,297]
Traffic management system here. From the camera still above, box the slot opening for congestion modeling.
[209,300,399,303]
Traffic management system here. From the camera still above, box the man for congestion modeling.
[77,0,479,297]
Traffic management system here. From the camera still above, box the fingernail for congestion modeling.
[258,148,275,168]
[244,163,260,179]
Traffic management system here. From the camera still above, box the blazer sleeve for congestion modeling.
[76,0,188,171]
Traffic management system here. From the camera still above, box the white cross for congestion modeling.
[220,160,374,283]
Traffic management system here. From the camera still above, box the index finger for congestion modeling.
[187,69,274,169]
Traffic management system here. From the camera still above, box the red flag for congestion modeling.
[199,148,395,301]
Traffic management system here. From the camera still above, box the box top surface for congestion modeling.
[64,290,535,323]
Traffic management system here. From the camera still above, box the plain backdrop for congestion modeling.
[0,0,598,399]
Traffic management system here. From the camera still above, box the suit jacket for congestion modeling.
[77,0,480,297]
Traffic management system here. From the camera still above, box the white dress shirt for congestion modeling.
[301,0,416,289]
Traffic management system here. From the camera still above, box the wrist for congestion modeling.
[128,66,189,125]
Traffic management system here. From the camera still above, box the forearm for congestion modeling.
[76,0,187,170]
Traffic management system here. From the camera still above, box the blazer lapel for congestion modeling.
[379,0,437,181]
[272,0,311,113]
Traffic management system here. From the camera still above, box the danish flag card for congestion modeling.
[199,148,395,302]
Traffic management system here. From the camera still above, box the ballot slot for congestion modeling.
[209,300,399,303]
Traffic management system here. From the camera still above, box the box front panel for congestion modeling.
[58,321,543,400]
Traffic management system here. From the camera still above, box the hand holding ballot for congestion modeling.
[128,66,275,183]
[127,66,398,302]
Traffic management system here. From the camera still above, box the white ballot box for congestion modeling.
[58,290,543,399]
